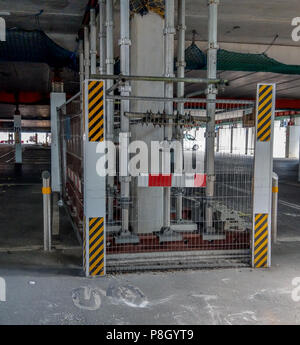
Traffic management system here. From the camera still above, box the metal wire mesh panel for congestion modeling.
[58,94,84,235]
[105,98,255,272]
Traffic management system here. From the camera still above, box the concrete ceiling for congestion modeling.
[0,0,300,106]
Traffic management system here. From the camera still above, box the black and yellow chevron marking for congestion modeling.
[257,85,273,142]
[254,213,269,268]
[88,81,104,142]
[83,220,86,271]
[89,217,105,276]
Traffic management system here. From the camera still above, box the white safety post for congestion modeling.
[83,79,106,277]
[42,171,52,251]
[50,92,66,236]
[14,113,22,164]
[252,83,276,268]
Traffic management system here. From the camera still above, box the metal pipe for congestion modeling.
[245,127,249,155]
[119,0,131,233]
[176,0,186,222]
[91,73,225,84]
[107,94,254,105]
[163,0,175,229]
[99,0,106,74]
[42,171,52,251]
[272,172,278,244]
[84,26,90,79]
[106,0,114,223]
[205,0,219,234]
[79,40,84,96]
[90,8,97,75]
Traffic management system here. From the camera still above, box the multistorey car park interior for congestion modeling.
[1,0,300,277]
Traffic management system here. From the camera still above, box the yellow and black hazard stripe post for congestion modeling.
[253,214,269,268]
[256,84,274,142]
[252,83,276,268]
[83,79,106,277]
[88,80,104,142]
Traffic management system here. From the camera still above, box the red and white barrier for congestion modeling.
[137,173,206,188]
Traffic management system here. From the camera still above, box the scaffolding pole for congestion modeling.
[162,0,175,230]
[175,0,186,222]
[90,9,97,75]
[99,0,106,75]
[106,0,115,224]
[84,26,90,79]
[205,0,219,237]
[119,0,131,234]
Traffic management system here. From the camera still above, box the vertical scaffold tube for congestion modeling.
[84,26,90,79]
[99,0,106,75]
[90,9,97,75]
[205,0,219,234]
[163,0,175,229]
[106,0,114,223]
[120,0,131,233]
[176,0,186,222]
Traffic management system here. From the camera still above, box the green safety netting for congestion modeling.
[0,29,77,71]
[215,49,300,75]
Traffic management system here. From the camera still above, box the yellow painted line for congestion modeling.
[255,237,268,256]
[255,214,263,222]
[89,109,103,128]
[259,87,272,104]
[258,103,272,121]
[258,93,273,111]
[89,118,104,137]
[88,92,102,110]
[257,118,271,138]
[91,261,105,276]
[90,219,103,236]
[255,214,267,229]
[254,231,268,250]
[260,129,271,141]
[88,81,97,90]
[89,243,104,263]
[88,84,101,100]
[255,221,268,240]
[91,128,104,142]
[259,85,268,95]
[256,256,267,268]
[89,236,103,254]
[257,112,271,130]
[89,101,103,119]
[254,246,268,264]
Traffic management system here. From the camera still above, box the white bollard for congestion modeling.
[42,171,52,251]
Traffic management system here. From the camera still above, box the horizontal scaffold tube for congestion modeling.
[107,94,255,105]
[90,73,227,85]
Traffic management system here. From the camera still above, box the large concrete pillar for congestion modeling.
[130,13,165,234]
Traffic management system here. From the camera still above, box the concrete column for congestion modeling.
[130,13,165,234]
[14,113,22,164]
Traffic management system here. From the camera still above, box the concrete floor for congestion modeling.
[0,242,300,325]
[0,155,300,324]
